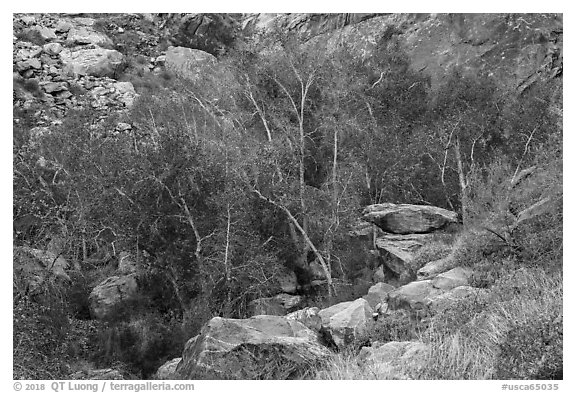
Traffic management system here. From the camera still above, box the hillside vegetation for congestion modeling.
[13,13,562,380]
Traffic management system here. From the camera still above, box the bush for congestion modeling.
[92,313,186,378]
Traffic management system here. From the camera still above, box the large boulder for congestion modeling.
[176,315,331,379]
[60,47,124,78]
[248,293,303,316]
[362,203,458,234]
[375,233,437,283]
[386,280,442,312]
[154,358,181,380]
[318,298,374,349]
[89,274,138,320]
[13,246,71,296]
[165,46,217,81]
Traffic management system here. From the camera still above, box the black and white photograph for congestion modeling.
[11,6,565,385]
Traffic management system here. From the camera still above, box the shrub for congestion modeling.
[92,313,186,378]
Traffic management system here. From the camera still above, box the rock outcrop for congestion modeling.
[363,203,458,235]
[176,315,331,379]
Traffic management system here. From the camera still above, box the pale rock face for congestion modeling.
[43,42,63,56]
[88,274,138,320]
[164,46,217,81]
[176,316,331,379]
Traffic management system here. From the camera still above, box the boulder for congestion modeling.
[154,358,181,380]
[165,46,217,81]
[13,246,71,296]
[362,282,395,309]
[67,27,112,46]
[318,298,374,349]
[285,307,322,331]
[387,280,442,312]
[113,81,137,107]
[176,315,331,379]
[362,203,458,234]
[43,42,63,56]
[89,274,138,320]
[55,20,73,33]
[431,267,473,291]
[416,257,459,280]
[248,293,303,316]
[60,47,124,78]
[376,233,436,282]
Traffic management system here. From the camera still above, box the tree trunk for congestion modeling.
[223,202,232,317]
[454,135,469,226]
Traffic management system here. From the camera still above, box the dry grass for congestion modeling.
[311,267,562,380]
[312,351,406,380]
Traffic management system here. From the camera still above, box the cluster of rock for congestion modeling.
[13,14,139,131]
[155,203,487,380]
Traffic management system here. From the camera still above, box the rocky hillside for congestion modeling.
[13,13,562,381]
